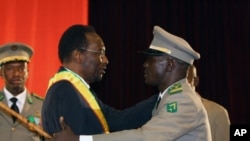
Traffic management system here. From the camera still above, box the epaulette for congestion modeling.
[167,83,183,95]
[31,93,44,101]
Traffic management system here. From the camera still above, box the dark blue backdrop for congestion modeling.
[89,0,250,124]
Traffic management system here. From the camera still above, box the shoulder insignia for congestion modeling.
[166,101,178,113]
[31,93,44,101]
[167,83,182,95]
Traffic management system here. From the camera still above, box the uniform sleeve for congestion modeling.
[92,94,203,141]
[101,94,158,132]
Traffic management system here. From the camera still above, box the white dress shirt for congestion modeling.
[4,87,27,113]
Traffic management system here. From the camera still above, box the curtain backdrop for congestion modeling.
[88,0,250,124]
[0,0,88,97]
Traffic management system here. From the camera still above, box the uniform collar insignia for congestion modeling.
[27,95,33,104]
[0,91,4,101]
[168,82,183,95]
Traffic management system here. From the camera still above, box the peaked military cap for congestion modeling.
[0,42,33,66]
[140,26,200,65]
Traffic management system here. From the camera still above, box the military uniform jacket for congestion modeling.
[42,67,157,135]
[92,79,212,141]
[0,90,43,141]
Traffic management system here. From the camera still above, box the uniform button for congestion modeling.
[11,127,16,131]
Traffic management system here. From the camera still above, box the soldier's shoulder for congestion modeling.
[30,92,44,101]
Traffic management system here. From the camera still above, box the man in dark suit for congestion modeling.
[0,42,44,141]
[41,24,157,137]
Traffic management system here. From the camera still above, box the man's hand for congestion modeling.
[53,116,79,141]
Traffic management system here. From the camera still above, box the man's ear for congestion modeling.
[166,58,176,72]
[72,50,83,64]
[194,76,199,87]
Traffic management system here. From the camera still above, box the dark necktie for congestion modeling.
[10,97,19,123]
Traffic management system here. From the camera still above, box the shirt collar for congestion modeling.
[64,67,90,89]
[4,87,27,107]
[159,86,170,99]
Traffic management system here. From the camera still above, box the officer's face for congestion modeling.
[143,55,169,86]
[0,61,28,95]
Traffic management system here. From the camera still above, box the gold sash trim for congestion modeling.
[48,71,109,133]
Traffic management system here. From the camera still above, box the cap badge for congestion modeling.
[11,45,18,51]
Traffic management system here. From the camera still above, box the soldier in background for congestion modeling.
[0,42,44,141]
[187,65,230,141]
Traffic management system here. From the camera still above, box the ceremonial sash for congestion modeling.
[48,71,109,133]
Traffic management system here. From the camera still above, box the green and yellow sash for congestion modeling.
[48,71,109,133]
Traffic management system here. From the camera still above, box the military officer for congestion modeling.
[0,42,44,141]
[53,25,212,141]
[187,65,230,141]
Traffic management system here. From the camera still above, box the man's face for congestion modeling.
[0,61,28,95]
[143,55,169,86]
[80,33,109,83]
